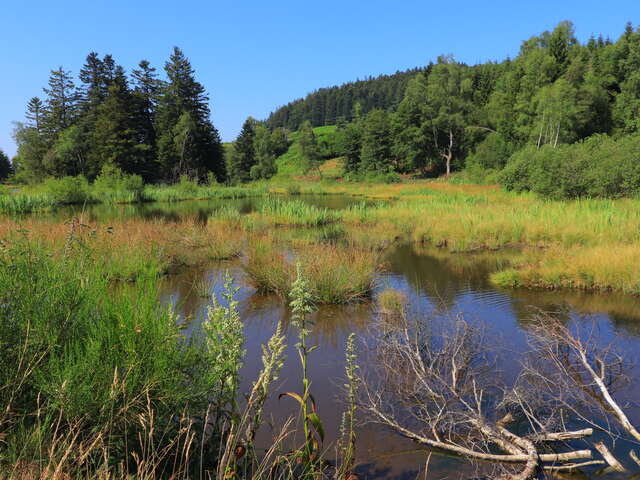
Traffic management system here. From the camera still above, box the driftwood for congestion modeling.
[358,313,640,480]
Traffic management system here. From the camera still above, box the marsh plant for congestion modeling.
[280,264,325,474]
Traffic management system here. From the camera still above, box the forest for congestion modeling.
[4,21,640,200]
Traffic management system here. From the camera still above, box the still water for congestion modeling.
[145,203,640,478]
[30,195,640,478]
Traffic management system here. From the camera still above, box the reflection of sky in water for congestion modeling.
[157,241,640,479]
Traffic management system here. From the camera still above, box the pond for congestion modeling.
[46,193,369,222]
[17,195,640,478]
[139,196,640,479]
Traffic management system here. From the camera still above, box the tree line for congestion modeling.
[11,48,225,184]
[326,22,640,180]
[261,21,640,195]
[265,68,425,131]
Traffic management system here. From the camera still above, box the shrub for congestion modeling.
[499,134,640,199]
[93,164,145,202]
[42,175,90,204]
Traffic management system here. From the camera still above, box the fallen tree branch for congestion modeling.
[594,442,626,472]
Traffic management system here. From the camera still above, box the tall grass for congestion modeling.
[244,235,380,303]
[0,237,242,477]
[255,197,340,227]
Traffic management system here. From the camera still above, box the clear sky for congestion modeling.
[1,0,637,157]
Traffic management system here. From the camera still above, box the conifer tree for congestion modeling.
[227,117,256,183]
[156,47,224,182]
[25,97,44,132]
[41,67,78,142]
[0,149,12,181]
[298,121,321,175]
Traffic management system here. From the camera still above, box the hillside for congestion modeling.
[264,67,426,131]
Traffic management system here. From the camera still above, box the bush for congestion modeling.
[93,164,145,202]
[42,175,90,204]
[499,134,640,199]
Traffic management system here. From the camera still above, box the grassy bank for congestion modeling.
[0,226,358,478]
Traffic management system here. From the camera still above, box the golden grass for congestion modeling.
[243,235,382,303]
[377,288,408,317]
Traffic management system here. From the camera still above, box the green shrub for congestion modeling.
[500,134,640,199]
[93,164,145,202]
[42,175,90,204]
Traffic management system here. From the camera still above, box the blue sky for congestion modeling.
[1,0,637,157]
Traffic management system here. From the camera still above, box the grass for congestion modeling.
[0,236,242,477]
[377,287,408,317]
[0,226,356,479]
[252,196,340,227]
[7,175,640,295]
[244,235,381,303]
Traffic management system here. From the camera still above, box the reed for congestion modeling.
[243,235,380,303]
[255,197,340,227]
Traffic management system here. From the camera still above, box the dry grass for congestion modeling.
[243,235,382,303]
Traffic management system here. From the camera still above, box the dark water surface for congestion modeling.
[47,193,368,222]
[32,196,640,479]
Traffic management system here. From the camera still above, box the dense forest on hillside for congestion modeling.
[10,48,225,184]
[249,20,640,198]
[264,68,425,130]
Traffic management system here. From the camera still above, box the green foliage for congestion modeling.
[93,164,145,202]
[500,134,640,199]
[0,239,236,473]
[0,149,12,181]
[228,117,257,184]
[42,175,91,204]
[298,121,322,175]
[258,197,339,226]
[360,109,394,172]
[265,68,423,130]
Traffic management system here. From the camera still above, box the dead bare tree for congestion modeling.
[521,312,640,472]
[358,315,602,480]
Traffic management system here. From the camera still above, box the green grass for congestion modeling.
[255,196,341,227]
[0,238,241,476]
[243,235,380,303]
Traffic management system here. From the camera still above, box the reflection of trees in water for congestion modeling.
[386,243,640,339]
[242,290,373,349]
[509,289,640,338]
[384,243,510,309]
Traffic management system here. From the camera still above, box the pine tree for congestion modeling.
[227,117,256,183]
[78,52,106,110]
[156,47,224,182]
[360,110,393,172]
[298,121,321,175]
[91,75,145,178]
[0,149,12,181]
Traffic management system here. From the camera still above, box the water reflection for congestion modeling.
[156,240,640,478]
[43,194,369,222]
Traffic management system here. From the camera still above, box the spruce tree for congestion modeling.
[26,97,44,132]
[228,117,256,183]
[156,47,224,182]
[298,121,321,175]
[41,67,78,142]
[0,149,12,181]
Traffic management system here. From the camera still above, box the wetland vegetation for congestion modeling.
[2,17,640,480]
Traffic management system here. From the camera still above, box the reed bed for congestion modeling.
[253,197,340,227]
[244,235,381,303]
